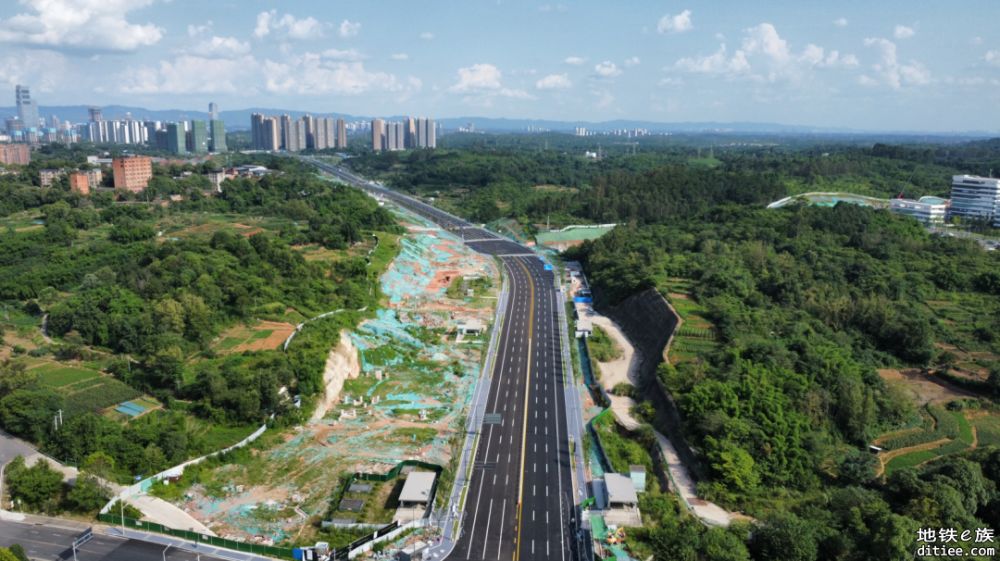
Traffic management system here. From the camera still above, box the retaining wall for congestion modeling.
[599,287,706,481]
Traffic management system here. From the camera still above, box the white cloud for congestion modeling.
[985,50,1000,66]
[338,20,361,38]
[798,44,858,68]
[833,17,848,27]
[538,4,567,12]
[187,22,213,37]
[419,31,435,40]
[0,50,68,90]
[254,11,273,38]
[742,23,790,63]
[674,23,858,82]
[594,61,621,77]
[449,63,532,103]
[862,37,930,89]
[451,63,503,91]
[657,10,693,34]
[535,73,571,90]
[624,56,641,68]
[321,48,364,61]
[391,53,409,61]
[893,25,915,40]
[191,36,251,58]
[263,55,404,95]
[675,44,750,75]
[121,55,255,94]
[564,56,586,66]
[0,0,163,52]
[253,11,324,40]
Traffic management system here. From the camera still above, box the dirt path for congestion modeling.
[309,330,360,424]
[588,315,643,430]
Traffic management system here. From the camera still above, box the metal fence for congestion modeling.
[97,513,295,559]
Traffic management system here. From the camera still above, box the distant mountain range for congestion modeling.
[1,104,997,137]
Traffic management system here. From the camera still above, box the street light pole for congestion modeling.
[162,544,171,561]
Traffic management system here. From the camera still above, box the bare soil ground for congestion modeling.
[877,368,979,405]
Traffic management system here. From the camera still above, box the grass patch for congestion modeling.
[593,413,655,475]
[588,324,622,362]
[35,364,101,388]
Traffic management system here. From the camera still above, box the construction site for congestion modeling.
[165,205,499,547]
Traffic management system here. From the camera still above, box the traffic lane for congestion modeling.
[0,522,220,561]
[467,272,524,560]
[519,261,574,560]
[455,258,529,560]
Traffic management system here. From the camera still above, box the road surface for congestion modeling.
[306,158,580,561]
[0,520,225,561]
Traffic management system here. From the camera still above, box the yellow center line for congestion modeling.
[514,258,535,561]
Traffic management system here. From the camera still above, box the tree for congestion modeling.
[5,456,64,511]
[0,389,61,442]
[700,527,751,561]
[707,439,759,492]
[81,451,116,483]
[6,545,28,561]
[66,475,108,512]
[751,513,819,561]
[838,450,877,485]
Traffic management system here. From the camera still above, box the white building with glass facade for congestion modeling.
[949,175,1000,223]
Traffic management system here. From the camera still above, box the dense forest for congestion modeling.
[0,153,397,484]
[360,135,1000,560]
[346,137,1000,231]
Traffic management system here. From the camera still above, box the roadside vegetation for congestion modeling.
[0,151,400,488]
[362,135,1000,560]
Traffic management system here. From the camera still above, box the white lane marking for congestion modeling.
[465,474,487,558]
[496,499,507,560]
[480,499,494,560]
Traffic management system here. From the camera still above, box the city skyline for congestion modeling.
[0,1,997,132]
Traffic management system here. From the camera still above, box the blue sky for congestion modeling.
[0,0,998,131]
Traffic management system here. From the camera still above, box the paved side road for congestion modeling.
[0,520,226,561]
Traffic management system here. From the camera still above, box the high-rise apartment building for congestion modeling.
[251,113,265,149]
[302,115,316,150]
[406,117,417,149]
[208,102,219,120]
[386,122,399,151]
[280,115,293,151]
[426,118,436,148]
[0,144,30,165]
[336,118,347,149]
[371,119,385,152]
[15,85,39,138]
[263,117,280,151]
[949,175,1000,222]
[166,123,186,154]
[189,120,208,153]
[324,117,335,150]
[416,118,427,148]
[112,155,153,192]
[88,107,103,122]
[282,118,306,152]
[209,119,226,152]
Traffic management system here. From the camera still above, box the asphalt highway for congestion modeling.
[306,158,578,561]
